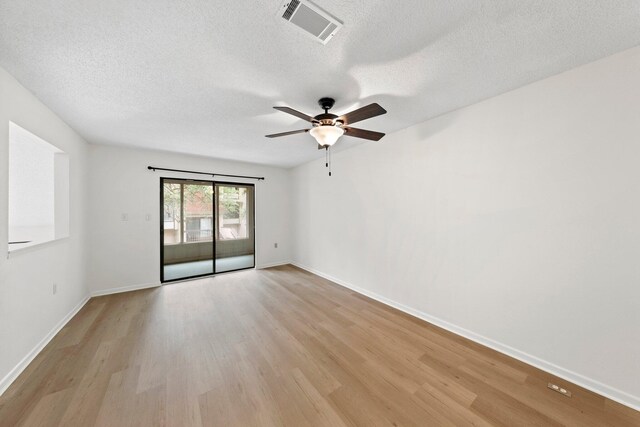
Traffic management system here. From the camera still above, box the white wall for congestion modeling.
[87,144,291,293]
[0,67,89,392]
[291,46,640,408]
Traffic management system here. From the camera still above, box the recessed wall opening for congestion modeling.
[8,122,69,252]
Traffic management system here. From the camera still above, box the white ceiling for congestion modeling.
[1,1,640,168]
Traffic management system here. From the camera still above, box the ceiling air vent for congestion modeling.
[278,0,343,45]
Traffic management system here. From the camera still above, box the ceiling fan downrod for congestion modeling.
[319,97,335,114]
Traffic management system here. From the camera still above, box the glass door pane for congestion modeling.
[162,179,214,282]
[215,183,255,273]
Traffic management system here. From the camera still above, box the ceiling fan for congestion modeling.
[265,97,387,149]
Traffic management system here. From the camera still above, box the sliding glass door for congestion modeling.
[162,179,215,282]
[161,179,255,282]
[215,183,255,273]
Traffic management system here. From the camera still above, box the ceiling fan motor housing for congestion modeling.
[313,113,341,127]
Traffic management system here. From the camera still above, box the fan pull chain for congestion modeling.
[323,146,332,176]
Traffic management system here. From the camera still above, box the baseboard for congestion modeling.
[0,294,90,397]
[91,282,160,297]
[291,262,640,412]
[256,260,292,269]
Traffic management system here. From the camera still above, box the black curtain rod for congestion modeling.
[147,166,265,181]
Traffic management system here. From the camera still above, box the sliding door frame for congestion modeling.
[160,177,216,283]
[214,181,256,274]
[160,177,256,283]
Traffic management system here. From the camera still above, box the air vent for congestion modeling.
[278,0,343,45]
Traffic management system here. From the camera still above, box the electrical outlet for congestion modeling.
[145,214,151,221]
[547,383,571,397]
[274,243,278,248]
[121,213,129,221]
[53,283,57,295]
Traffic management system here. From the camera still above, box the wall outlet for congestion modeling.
[121,213,129,221]
[145,214,151,221]
[274,243,278,248]
[547,383,571,397]
[53,283,57,294]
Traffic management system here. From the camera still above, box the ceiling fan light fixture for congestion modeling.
[309,125,344,147]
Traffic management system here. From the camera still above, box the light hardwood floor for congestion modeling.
[0,265,638,426]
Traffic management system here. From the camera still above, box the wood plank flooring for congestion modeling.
[0,265,638,426]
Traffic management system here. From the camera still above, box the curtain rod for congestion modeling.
[147,166,265,181]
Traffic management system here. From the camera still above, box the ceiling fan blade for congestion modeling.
[338,103,387,125]
[265,129,310,138]
[343,126,385,141]
[273,106,314,122]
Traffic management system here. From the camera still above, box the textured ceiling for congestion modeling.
[1,1,640,167]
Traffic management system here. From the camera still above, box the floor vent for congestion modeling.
[278,0,343,45]
[548,383,572,397]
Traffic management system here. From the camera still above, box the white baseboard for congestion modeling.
[256,260,291,269]
[291,262,640,412]
[91,282,160,297]
[0,294,90,397]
